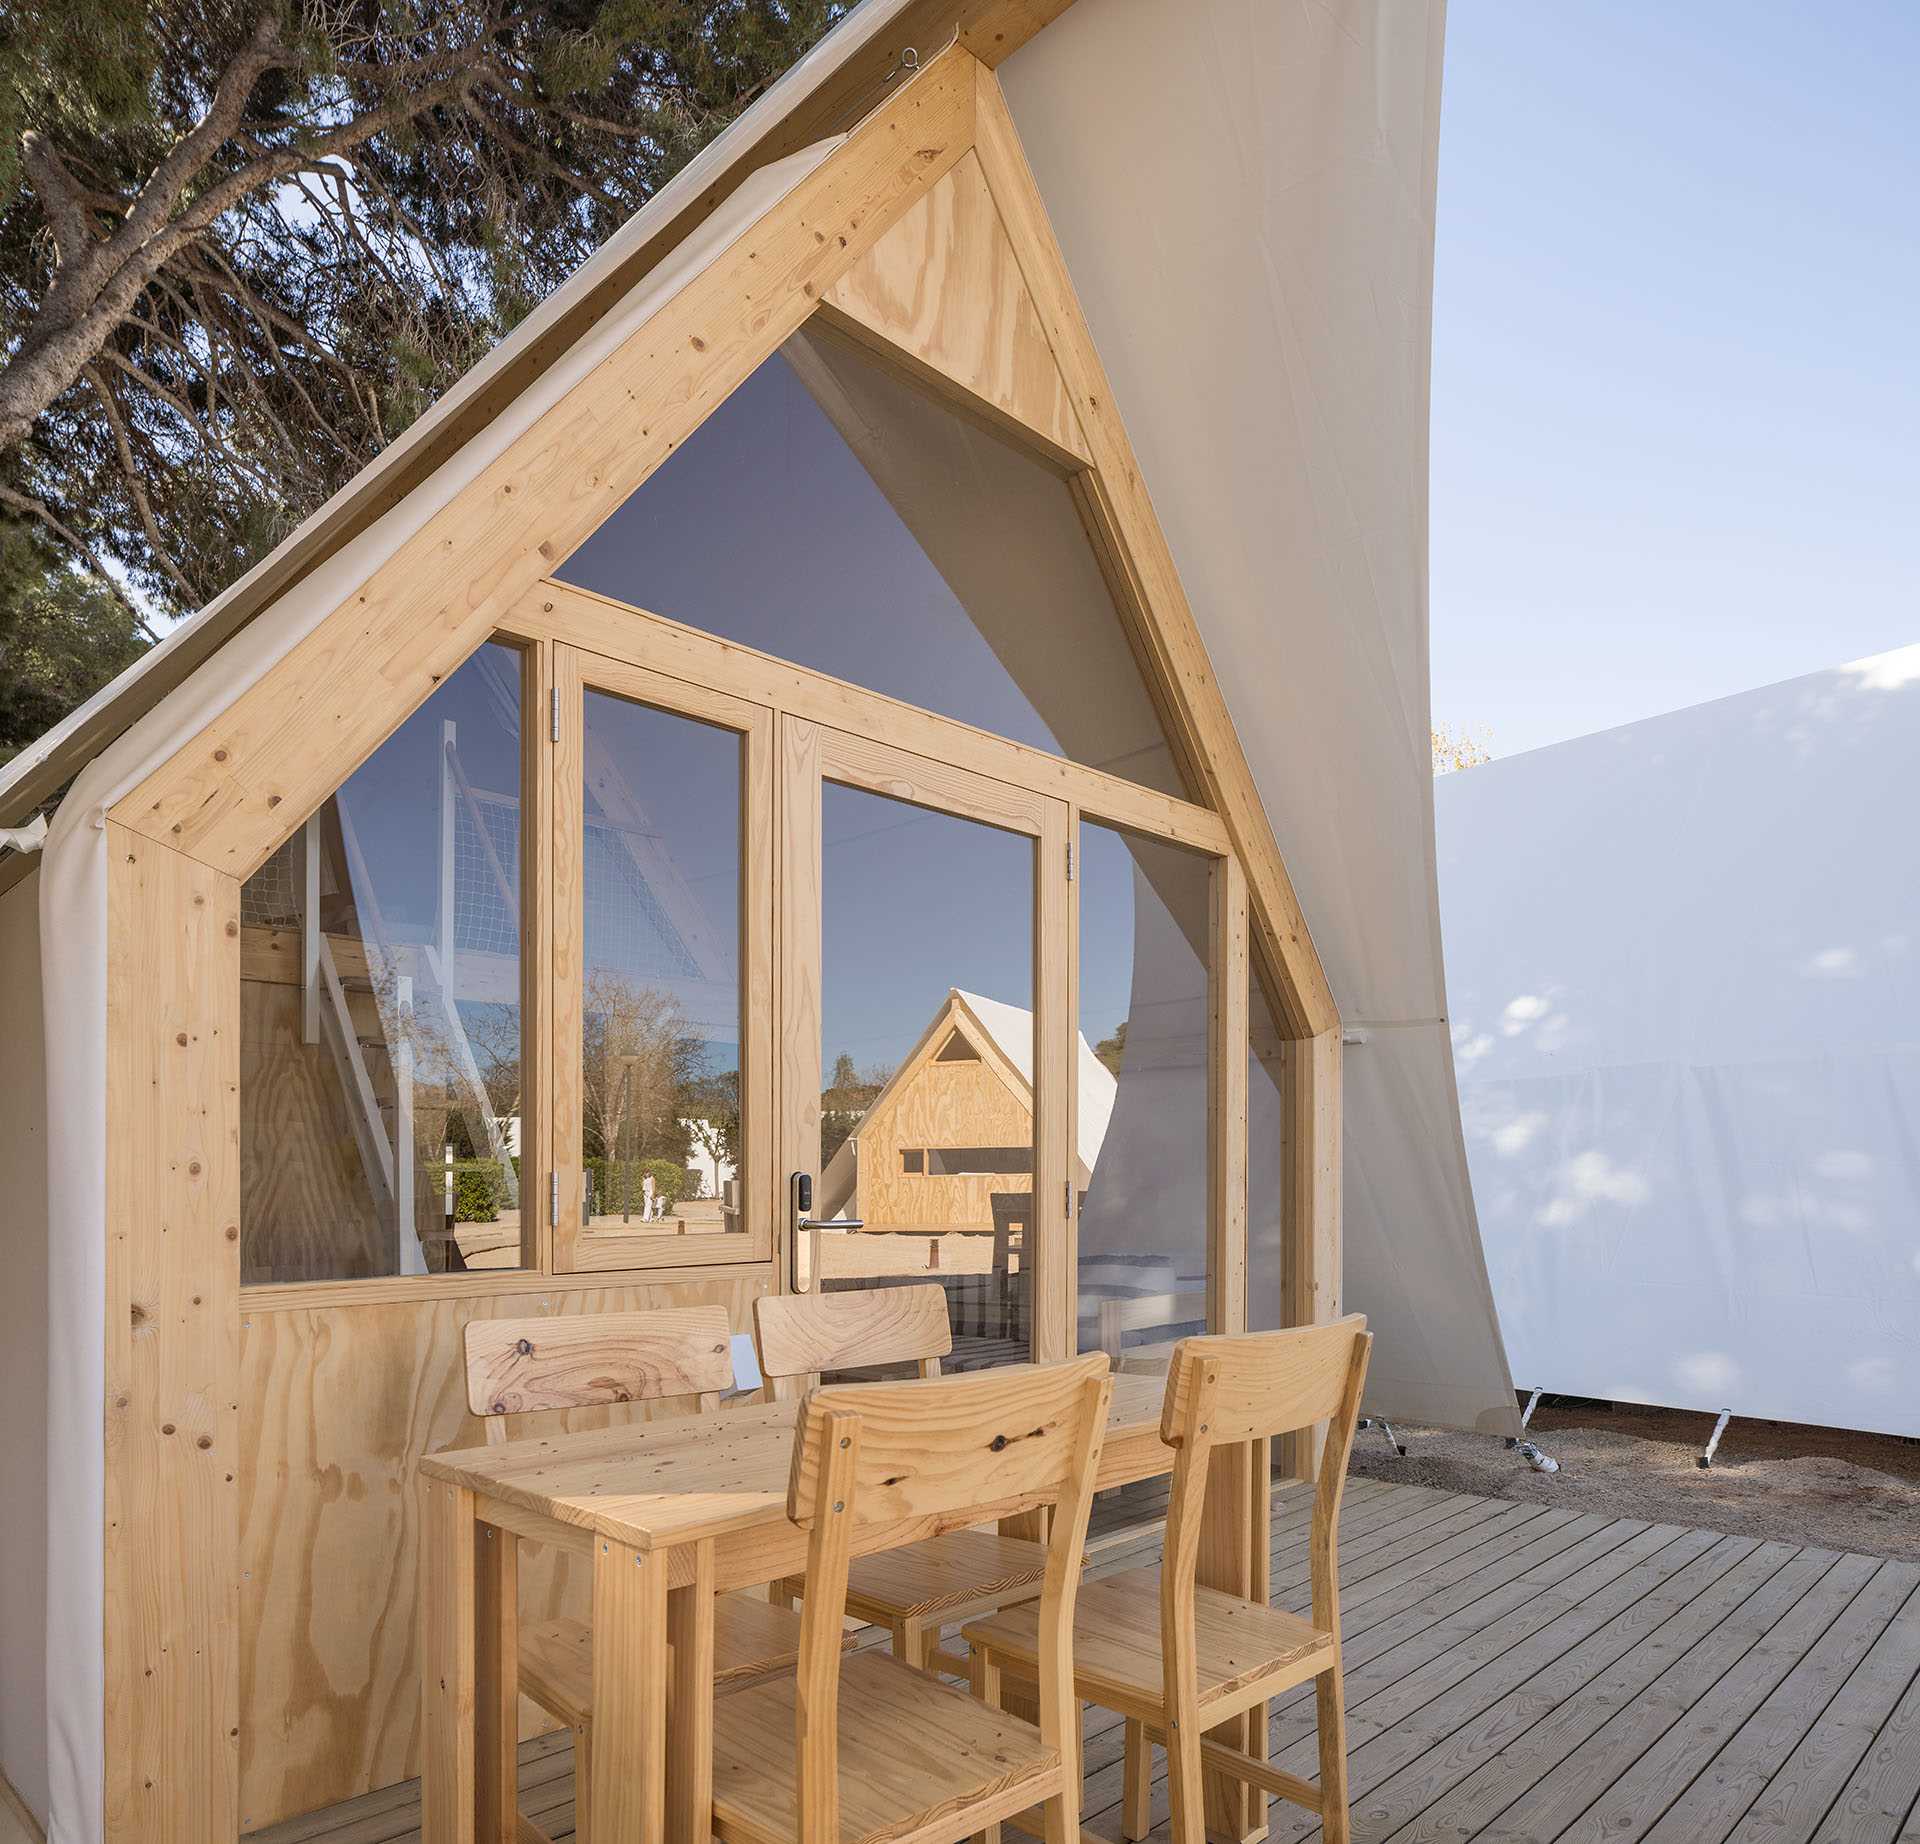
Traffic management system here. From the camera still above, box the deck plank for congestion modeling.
[247,1479,1920,1844]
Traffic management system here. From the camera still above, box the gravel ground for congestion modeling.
[1348,1398,1920,1563]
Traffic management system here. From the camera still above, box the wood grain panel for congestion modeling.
[235,1275,768,1830]
[820,148,1091,468]
[104,823,242,1842]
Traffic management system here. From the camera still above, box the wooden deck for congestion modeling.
[253,1477,1920,1844]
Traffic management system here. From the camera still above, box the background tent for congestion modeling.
[1440,643,1920,1438]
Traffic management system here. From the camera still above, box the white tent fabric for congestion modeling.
[1439,645,1920,1439]
[24,143,834,1844]
[1000,0,1517,1432]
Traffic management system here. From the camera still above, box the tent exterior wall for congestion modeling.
[0,867,49,1832]
[1439,644,1920,1440]
[0,4,1515,1838]
[1000,0,1516,1432]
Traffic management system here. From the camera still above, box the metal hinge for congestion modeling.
[550,687,561,742]
[550,1170,559,1226]
[1065,841,1074,881]
[1064,1179,1073,1218]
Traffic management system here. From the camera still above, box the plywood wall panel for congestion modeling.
[236,1274,769,1830]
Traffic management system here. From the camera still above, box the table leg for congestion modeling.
[1198,1438,1263,1844]
[421,1479,478,1844]
[592,1538,669,1844]
[476,1524,520,1843]
[666,1541,717,1844]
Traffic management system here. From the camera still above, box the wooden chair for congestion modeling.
[461,1306,825,1843]
[964,1316,1373,1844]
[710,1354,1113,1844]
[752,1284,1055,1673]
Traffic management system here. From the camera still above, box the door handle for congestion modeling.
[789,1172,862,1291]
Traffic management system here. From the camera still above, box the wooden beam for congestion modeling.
[966,60,1338,1042]
[1282,1026,1342,1481]
[111,45,980,878]
[1210,853,1249,1337]
[104,822,242,1842]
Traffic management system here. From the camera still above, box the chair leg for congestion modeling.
[571,1721,592,1844]
[892,1619,915,1664]
[1122,1718,1150,1842]
[1316,1662,1351,1844]
[915,1622,943,1674]
[1165,1703,1206,1844]
[970,1646,1004,1844]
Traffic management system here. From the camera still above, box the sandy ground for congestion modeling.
[1349,1397,1920,1564]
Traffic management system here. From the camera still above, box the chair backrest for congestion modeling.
[463,1306,735,1443]
[784,1354,1112,1844]
[1159,1317,1371,1653]
[751,1283,951,1398]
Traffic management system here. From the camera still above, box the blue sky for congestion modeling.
[1430,2,1920,761]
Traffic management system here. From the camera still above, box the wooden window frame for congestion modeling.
[551,646,775,1273]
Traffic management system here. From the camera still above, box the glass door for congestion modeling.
[552,647,774,1270]
[779,720,1069,1369]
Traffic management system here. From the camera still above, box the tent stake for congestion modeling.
[1698,1410,1732,1469]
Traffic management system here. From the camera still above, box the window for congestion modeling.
[239,642,527,1285]
[1077,821,1212,1356]
[555,337,1186,797]
[815,782,1036,1366]
[927,1147,1034,1176]
[570,686,750,1259]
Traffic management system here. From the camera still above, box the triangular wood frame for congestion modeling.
[98,47,1344,1840]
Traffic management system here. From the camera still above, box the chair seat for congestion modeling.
[712,1648,1061,1844]
[518,1593,824,1729]
[963,1565,1334,1720]
[834,1527,1051,1623]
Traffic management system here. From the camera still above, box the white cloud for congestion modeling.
[1536,1149,1649,1226]
[1490,1111,1548,1157]
[1847,1357,1895,1395]
[1805,947,1859,978]
[1501,994,1551,1036]
[1455,1032,1494,1067]
[1675,1352,1740,1397]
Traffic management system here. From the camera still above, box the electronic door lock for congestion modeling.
[789,1171,861,1292]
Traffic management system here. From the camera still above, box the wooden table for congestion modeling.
[418,1368,1272,1844]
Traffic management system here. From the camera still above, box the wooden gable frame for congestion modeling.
[99,44,1340,1841]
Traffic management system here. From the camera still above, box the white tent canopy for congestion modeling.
[1440,645,1920,1438]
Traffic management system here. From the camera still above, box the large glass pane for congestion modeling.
[556,335,1185,796]
[1077,822,1213,1357]
[816,781,1035,1369]
[578,691,746,1249]
[239,642,525,1284]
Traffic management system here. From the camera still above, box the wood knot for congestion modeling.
[516,1337,534,1355]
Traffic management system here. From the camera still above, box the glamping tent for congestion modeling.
[0,2,1513,1838]
[1440,644,1920,1442]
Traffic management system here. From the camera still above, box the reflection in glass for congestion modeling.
[556,339,1185,797]
[579,692,744,1243]
[1077,822,1212,1356]
[816,782,1035,1369]
[239,642,525,1284]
